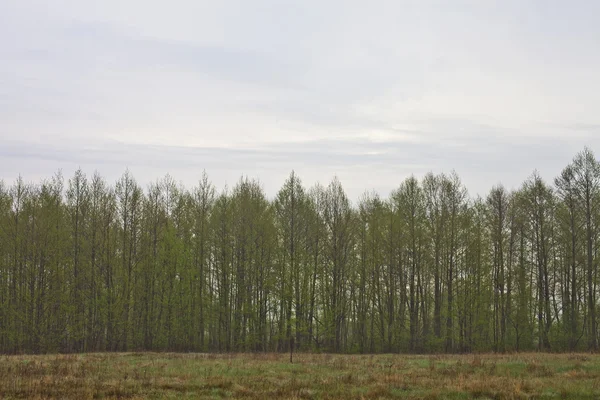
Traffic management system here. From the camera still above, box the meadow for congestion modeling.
[0,352,599,399]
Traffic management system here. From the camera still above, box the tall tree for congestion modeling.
[441,172,467,352]
[322,177,354,352]
[392,176,426,352]
[274,172,310,350]
[571,148,600,350]
[522,172,555,350]
[486,185,510,352]
[1,148,600,354]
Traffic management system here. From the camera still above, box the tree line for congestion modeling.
[1,148,599,354]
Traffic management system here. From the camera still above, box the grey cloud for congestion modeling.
[1,133,592,200]
[3,19,301,88]
[1,0,600,201]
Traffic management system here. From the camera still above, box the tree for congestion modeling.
[192,171,215,351]
[391,176,426,351]
[1,148,600,354]
[555,164,583,350]
[521,172,555,350]
[274,171,310,350]
[570,148,600,351]
[441,172,468,353]
[66,169,90,351]
[322,177,354,352]
[486,185,510,352]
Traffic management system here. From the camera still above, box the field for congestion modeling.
[0,352,599,399]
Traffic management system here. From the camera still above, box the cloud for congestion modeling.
[1,0,600,201]
[1,130,593,202]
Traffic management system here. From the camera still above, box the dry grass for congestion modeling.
[0,352,599,399]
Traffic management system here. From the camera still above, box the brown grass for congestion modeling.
[0,352,598,399]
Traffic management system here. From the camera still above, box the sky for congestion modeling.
[2,0,600,201]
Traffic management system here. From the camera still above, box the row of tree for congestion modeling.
[1,148,599,354]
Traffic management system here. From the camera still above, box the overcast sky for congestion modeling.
[2,1,600,200]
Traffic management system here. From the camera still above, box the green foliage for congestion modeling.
[1,149,600,353]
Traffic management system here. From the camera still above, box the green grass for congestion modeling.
[0,352,599,399]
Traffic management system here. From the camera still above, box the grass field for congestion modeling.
[0,352,599,399]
